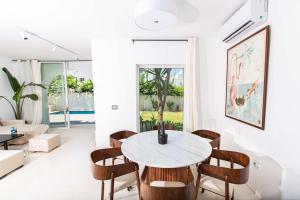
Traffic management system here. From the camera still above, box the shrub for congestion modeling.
[48,75,93,95]
[151,98,158,111]
[165,121,183,131]
[166,100,175,111]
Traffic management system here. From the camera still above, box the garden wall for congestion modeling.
[48,93,94,112]
[139,95,183,111]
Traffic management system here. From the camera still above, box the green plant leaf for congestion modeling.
[21,94,39,101]
[25,82,46,89]
[2,67,21,92]
[0,96,17,118]
[12,82,25,102]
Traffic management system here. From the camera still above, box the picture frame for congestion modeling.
[225,26,270,130]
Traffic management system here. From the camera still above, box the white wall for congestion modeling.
[68,61,93,80]
[200,0,300,199]
[0,56,16,120]
[92,38,186,147]
[91,1,300,198]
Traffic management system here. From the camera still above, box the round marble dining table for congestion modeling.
[121,130,212,168]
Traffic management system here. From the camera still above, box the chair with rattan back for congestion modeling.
[90,147,141,200]
[194,149,250,200]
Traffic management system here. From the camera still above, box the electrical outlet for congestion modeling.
[112,105,118,110]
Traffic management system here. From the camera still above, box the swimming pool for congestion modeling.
[51,111,95,115]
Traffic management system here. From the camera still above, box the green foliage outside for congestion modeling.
[139,72,183,97]
[140,111,182,123]
[48,75,93,96]
[166,100,175,111]
[139,68,184,131]
[140,111,183,131]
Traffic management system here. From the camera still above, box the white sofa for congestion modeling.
[0,150,24,178]
[0,120,49,145]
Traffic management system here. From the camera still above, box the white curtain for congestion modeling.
[16,60,43,124]
[184,37,201,132]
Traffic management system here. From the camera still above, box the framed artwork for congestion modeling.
[225,26,270,130]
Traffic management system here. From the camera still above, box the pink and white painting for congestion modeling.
[225,26,270,130]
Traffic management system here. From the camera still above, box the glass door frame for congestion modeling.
[42,61,70,128]
[136,64,185,132]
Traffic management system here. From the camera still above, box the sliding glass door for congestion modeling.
[41,63,70,128]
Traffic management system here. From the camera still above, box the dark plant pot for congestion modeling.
[158,133,168,145]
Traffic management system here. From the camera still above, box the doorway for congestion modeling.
[41,62,70,128]
[41,61,95,128]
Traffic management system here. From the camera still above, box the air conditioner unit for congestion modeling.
[221,0,268,43]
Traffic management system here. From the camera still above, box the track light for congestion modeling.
[51,46,57,52]
[17,27,80,59]
[19,30,29,40]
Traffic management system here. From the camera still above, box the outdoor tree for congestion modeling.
[140,68,172,121]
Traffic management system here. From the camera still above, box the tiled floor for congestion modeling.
[0,125,258,200]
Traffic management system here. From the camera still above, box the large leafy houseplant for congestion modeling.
[0,67,46,120]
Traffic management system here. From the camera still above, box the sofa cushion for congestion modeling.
[0,150,24,177]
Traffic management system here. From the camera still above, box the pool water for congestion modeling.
[51,111,95,115]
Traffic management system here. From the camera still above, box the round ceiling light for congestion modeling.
[135,0,178,31]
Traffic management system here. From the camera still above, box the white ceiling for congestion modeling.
[0,0,246,60]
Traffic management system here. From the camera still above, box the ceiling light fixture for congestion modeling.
[17,27,80,59]
[134,0,178,31]
[19,30,29,40]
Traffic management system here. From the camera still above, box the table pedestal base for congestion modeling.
[140,166,196,200]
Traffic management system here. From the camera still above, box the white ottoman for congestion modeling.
[0,150,24,178]
[29,134,60,152]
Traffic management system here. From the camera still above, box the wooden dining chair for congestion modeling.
[192,129,221,166]
[152,124,176,131]
[192,129,221,150]
[109,130,137,148]
[90,147,141,200]
[194,149,250,200]
[140,166,195,200]
[109,130,137,164]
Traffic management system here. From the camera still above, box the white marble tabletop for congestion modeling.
[121,130,212,168]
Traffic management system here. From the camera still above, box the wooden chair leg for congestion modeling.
[135,166,141,199]
[231,188,234,200]
[225,176,229,200]
[194,169,202,200]
[217,146,220,166]
[110,173,115,200]
[101,181,105,200]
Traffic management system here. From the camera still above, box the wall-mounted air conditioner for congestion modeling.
[221,0,268,43]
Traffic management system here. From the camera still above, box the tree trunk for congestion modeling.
[154,68,171,122]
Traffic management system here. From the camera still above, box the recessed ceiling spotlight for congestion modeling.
[135,0,178,31]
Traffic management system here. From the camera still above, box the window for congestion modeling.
[138,65,184,131]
